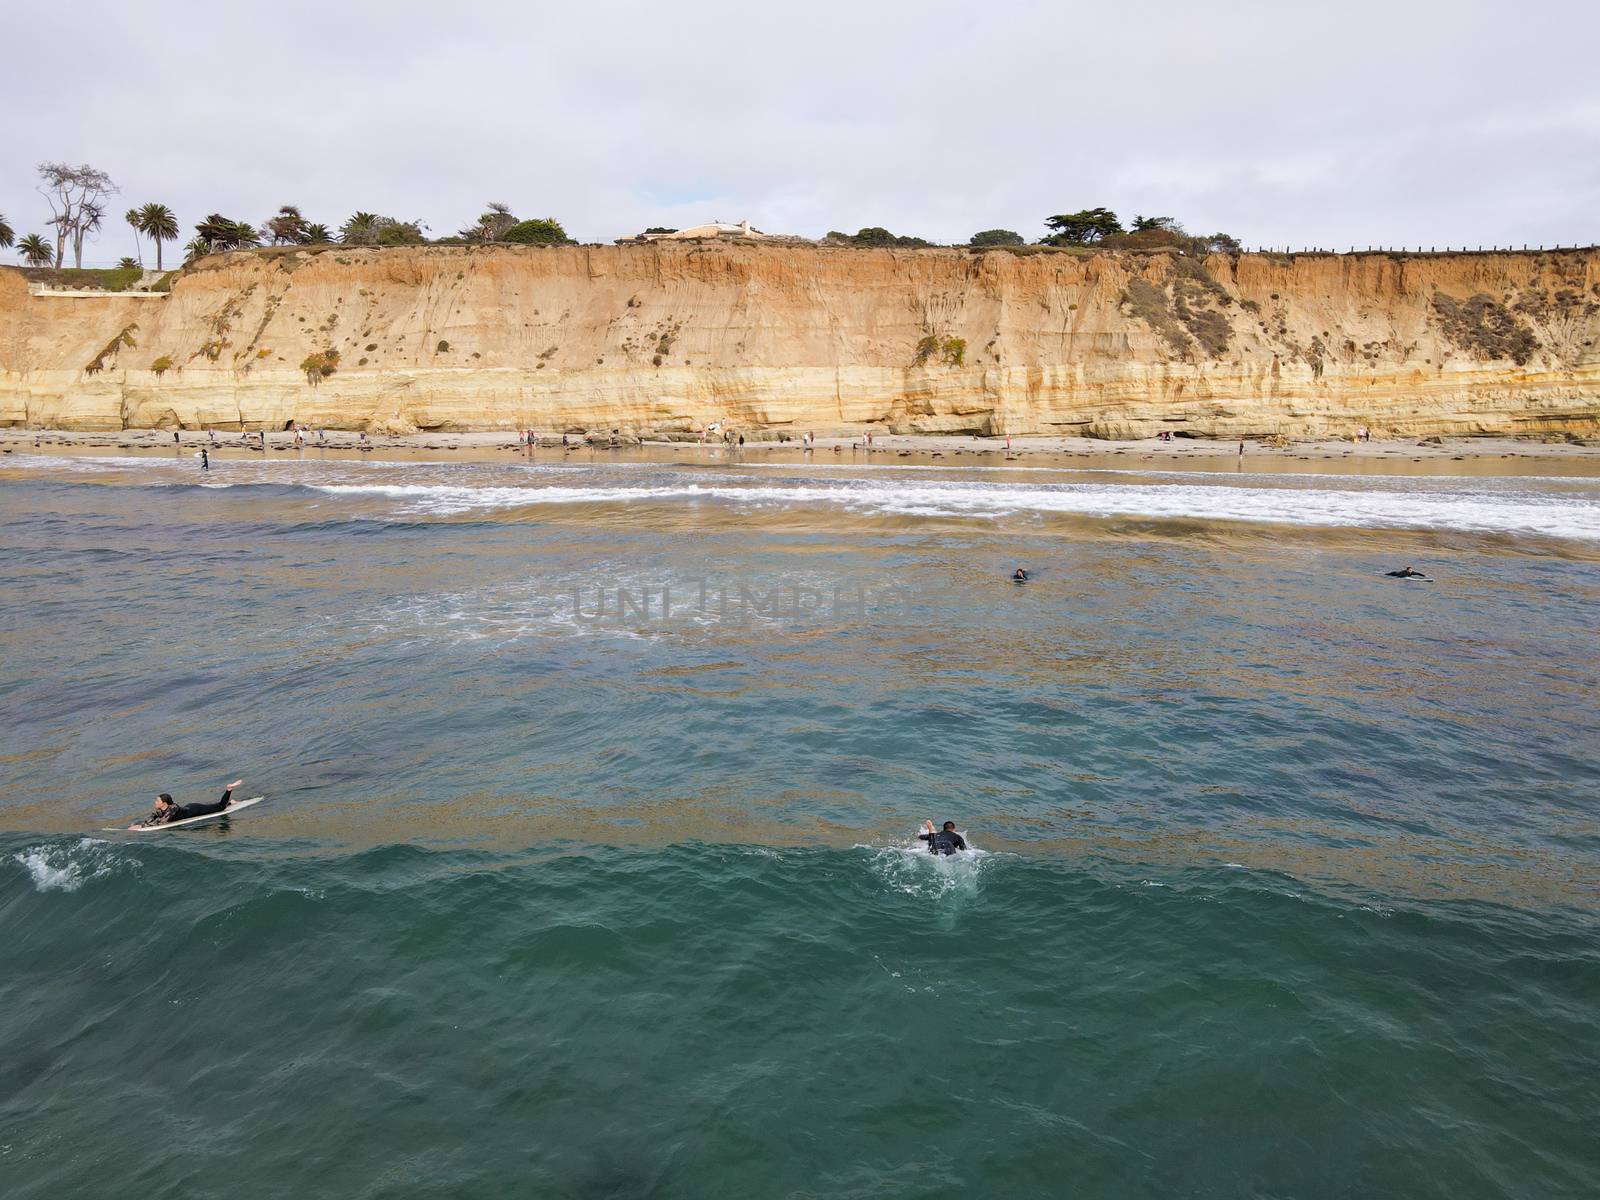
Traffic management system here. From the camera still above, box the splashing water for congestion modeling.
[859,836,995,901]
[11,838,131,893]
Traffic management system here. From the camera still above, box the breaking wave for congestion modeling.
[307,476,1600,540]
[11,838,133,893]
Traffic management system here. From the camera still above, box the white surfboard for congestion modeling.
[107,796,265,833]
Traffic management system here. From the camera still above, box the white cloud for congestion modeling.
[3,0,1596,265]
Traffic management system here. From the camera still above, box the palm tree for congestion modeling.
[183,237,210,265]
[340,211,381,245]
[303,223,332,244]
[125,208,144,266]
[137,203,178,271]
[17,233,52,266]
[0,214,13,248]
[194,214,258,253]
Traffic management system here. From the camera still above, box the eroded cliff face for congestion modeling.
[2,243,1597,437]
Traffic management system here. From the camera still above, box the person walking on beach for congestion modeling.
[918,820,968,855]
[134,779,245,828]
[198,447,209,472]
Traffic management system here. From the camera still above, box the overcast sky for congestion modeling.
[5,0,1597,264]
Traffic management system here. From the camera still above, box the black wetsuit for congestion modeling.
[1385,568,1427,578]
[147,788,233,825]
[919,829,967,855]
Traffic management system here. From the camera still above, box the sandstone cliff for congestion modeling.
[2,243,1597,438]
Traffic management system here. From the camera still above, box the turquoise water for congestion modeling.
[2,449,1598,1197]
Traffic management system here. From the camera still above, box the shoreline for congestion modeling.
[5,427,1600,478]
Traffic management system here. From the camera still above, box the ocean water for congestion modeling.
[2,447,1597,1198]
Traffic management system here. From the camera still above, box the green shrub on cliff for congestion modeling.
[339,212,426,247]
[826,227,934,248]
[300,349,340,384]
[151,355,173,376]
[969,229,1024,248]
[503,219,574,246]
[84,324,139,375]
[912,334,967,368]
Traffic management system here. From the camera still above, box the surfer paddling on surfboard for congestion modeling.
[918,820,968,855]
[134,779,244,829]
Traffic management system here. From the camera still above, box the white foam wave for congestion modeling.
[309,477,1600,540]
[13,838,130,893]
[0,453,130,473]
[12,452,1598,540]
[859,837,993,900]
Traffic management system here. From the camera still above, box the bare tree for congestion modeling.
[265,204,310,245]
[37,162,118,268]
[460,201,517,242]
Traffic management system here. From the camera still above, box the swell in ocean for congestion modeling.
[2,448,1598,1197]
[3,837,1595,1198]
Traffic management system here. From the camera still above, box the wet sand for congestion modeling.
[3,427,1599,478]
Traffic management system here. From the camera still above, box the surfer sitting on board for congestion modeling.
[918,820,968,855]
[136,779,244,828]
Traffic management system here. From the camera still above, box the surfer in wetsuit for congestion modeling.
[1012,567,1029,582]
[1385,566,1429,579]
[918,820,968,855]
[136,779,244,827]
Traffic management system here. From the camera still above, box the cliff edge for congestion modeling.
[2,243,1596,437]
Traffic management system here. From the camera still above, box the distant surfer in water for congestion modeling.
[135,779,244,828]
[1385,566,1430,579]
[1012,567,1029,582]
[918,820,968,855]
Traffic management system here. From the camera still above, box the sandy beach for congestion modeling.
[5,427,1600,477]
